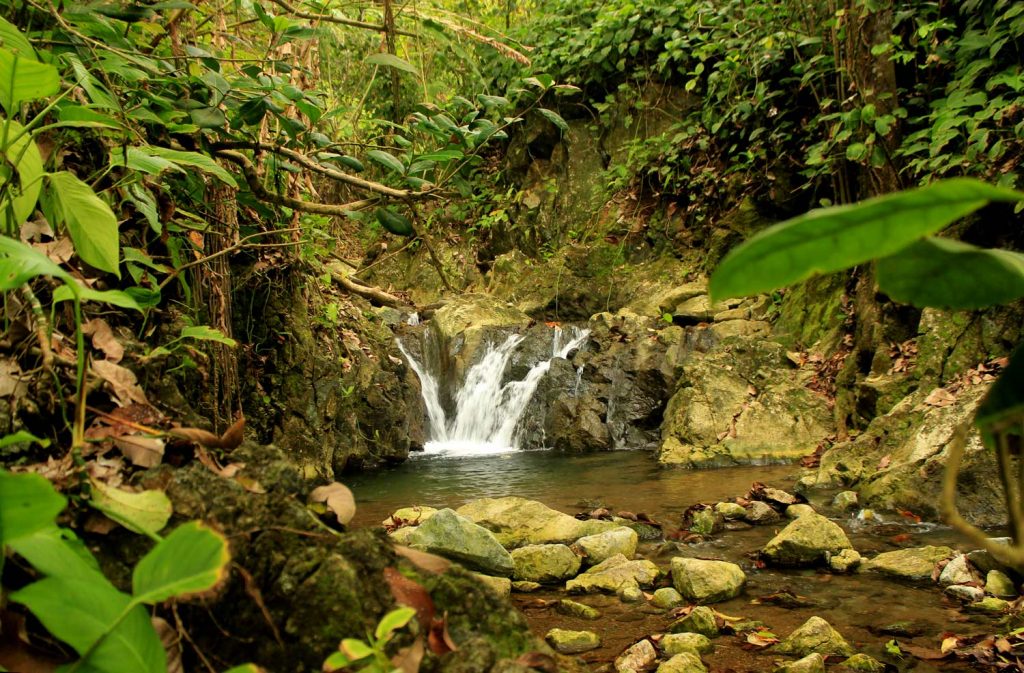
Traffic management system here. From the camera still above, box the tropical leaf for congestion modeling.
[142,146,238,187]
[53,284,145,312]
[536,108,568,133]
[366,149,406,175]
[46,171,121,277]
[365,52,419,75]
[710,178,1024,300]
[0,234,71,289]
[0,119,44,225]
[0,47,59,113]
[179,325,238,346]
[132,522,230,604]
[0,470,66,546]
[89,480,172,538]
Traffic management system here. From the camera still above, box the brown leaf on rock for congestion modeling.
[153,617,183,673]
[393,544,451,574]
[83,319,124,363]
[745,630,779,647]
[384,567,435,628]
[91,360,149,406]
[170,416,245,450]
[514,651,558,673]
[310,482,356,525]
[877,454,891,470]
[924,387,956,408]
[113,435,165,468]
[428,613,457,656]
[391,637,425,673]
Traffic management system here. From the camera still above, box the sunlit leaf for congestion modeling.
[133,522,230,604]
[0,470,66,546]
[179,325,237,346]
[0,47,59,113]
[710,178,1024,300]
[46,171,121,277]
[367,150,406,175]
[89,479,172,537]
[0,119,44,226]
[536,108,568,133]
[53,284,144,312]
[375,607,416,640]
[364,53,419,75]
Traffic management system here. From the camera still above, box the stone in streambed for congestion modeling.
[619,585,644,603]
[388,526,416,545]
[938,554,978,586]
[615,639,657,672]
[831,491,859,512]
[657,652,707,673]
[512,580,542,593]
[574,527,638,565]
[669,606,718,637]
[671,557,745,603]
[986,569,1017,597]
[510,544,581,583]
[761,513,852,565]
[472,573,511,600]
[774,616,854,657]
[651,587,684,609]
[407,508,513,575]
[660,633,713,656]
[565,553,660,594]
[774,653,825,673]
[456,496,617,547]
[838,653,885,672]
[714,502,747,519]
[545,628,600,654]
[556,599,600,620]
[827,549,862,573]
[688,509,723,535]
[858,545,955,581]
[967,596,1011,613]
[744,500,781,525]
[944,584,984,603]
[785,504,816,519]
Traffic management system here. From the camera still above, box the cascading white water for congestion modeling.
[400,326,590,456]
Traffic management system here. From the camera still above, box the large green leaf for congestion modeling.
[710,178,1024,300]
[133,521,230,604]
[0,470,66,546]
[52,284,144,312]
[0,119,44,227]
[46,171,121,277]
[0,16,36,58]
[10,576,165,673]
[536,108,569,133]
[366,150,405,175]
[142,146,237,187]
[109,147,183,175]
[0,234,71,289]
[877,237,1024,309]
[89,480,172,537]
[8,527,104,581]
[364,52,419,75]
[0,47,59,113]
[179,325,237,346]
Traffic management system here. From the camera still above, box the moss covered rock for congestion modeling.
[671,557,746,603]
[761,513,852,566]
[660,633,713,656]
[859,546,955,581]
[456,496,617,547]
[565,553,660,594]
[774,653,825,673]
[657,652,707,673]
[774,616,854,657]
[408,509,514,576]
[573,527,638,565]
[545,628,601,654]
[510,544,582,583]
[669,606,719,637]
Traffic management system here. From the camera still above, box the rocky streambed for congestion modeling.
[367,475,1022,673]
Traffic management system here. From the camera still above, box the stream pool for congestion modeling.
[349,450,1000,672]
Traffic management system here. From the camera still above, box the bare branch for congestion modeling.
[266,0,416,37]
[327,262,410,309]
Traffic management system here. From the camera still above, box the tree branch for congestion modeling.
[327,262,410,309]
[266,0,416,37]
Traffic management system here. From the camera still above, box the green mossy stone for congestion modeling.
[669,606,719,637]
[544,628,601,654]
[774,616,854,657]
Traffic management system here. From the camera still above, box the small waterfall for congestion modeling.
[401,326,590,455]
[406,312,420,326]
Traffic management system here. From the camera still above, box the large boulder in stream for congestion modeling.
[456,496,618,547]
[565,553,660,594]
[152,445,552,673]
[573,527,638,565]
[775,616,854,657]
[407,508,514,576]
[761,513,853,566]
[670,558,746,603]
[657,338,833,468]
[858,546,956,581]
[511,544,582,583]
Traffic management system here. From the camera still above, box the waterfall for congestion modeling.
[400,326,590,455]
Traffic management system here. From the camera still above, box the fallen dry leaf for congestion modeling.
[746,630,779,647]
[170,416,245,450]
[91,360,148,406]
[153,617,183,673]
[391,637,425,673]
[83,319,124,363]
[384,567,435,628]
[310,482,356,525]
[113,435,165,468]
[393,544,451,574]
[0,359,28,398]
[924,387,956,408]
[878,454,891,470]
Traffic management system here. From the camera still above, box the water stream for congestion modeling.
[399,326,589,455]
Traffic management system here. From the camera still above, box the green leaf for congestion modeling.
[976,343,1024,432]
[364,53,419,75]
[110,147,183,175]
[190,106,226,129]
[877,238,1024,310]
[0,47,59,114]
[222,666,264,673]
[0,430,50,450]
[0,470,66,546]
[340,639,374,661]
[89,479,172,538]
[179,325,237,347]
[0,16,36,58]
[0,235,71,289]
[374,208,414,236]
[46,171,121,278]
[710,178,1024,300]
[536,108,569,133]
[142,147,237,187]
[323,651,353,670]
[52,285,144,312]
[0,119,44,226]
[417,149,463,163]
[333,155,364,172]
[8,527,104,581]
[366,150,405,175]
[10,576,165,673]
[374,607,416,640]
[133,522,230,604]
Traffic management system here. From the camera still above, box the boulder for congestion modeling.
[985,569,1017,597]
[456,497,617,547]
[512,581,541,593]
[775,616,854,657]
[761,513,852,565]
[714,502,747,519]
[545,628,601,654]
[744,501,781,525]
[944,585,984,602]
[430,294,531,383]
[669,606,718,637]
[510,544,582,583]
[651,587,685,610]
[574,527,638,565]
[619,585,645,603]
[859,546,955,581]
[615,639,657,672]
[657,652,707,673]
[786,504,816,519]
[838,653,885,672]
[566,554,660,594]
[688,510,723,535]
[967,596,1011,613]
[408,509,514,576]
[473,574,512,600]
[660,633,713,656]
[671,558,746,603]
[556,599,600,620]
[832,491,859,512]
[938,554,979,586]
[774,653,825,673]
[827,549,862,573]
